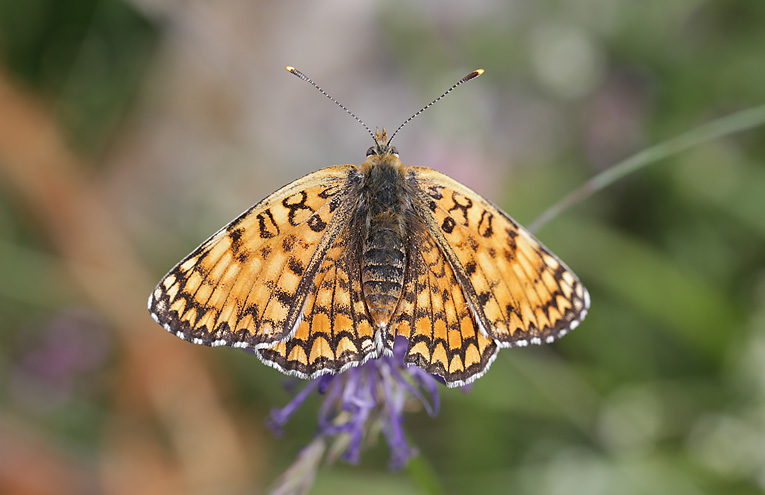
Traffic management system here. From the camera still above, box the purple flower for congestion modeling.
[268,335,440,477]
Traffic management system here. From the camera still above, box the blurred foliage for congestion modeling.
[0,0,156,152]
[1,0,764,494]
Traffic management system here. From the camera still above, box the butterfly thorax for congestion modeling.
[359,131,408,329]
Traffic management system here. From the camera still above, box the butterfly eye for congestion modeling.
[366,146,376,157]
[390,146,399,156]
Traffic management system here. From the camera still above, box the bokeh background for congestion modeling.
[1,1,765,494]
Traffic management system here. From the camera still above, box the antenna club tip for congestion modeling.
[286,66,308,80]
[463,69,484,81]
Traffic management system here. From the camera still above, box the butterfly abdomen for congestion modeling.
[361,156,408,328]
[362,220,406,327]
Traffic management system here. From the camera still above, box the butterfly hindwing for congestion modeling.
[256,222,380,378]
[148,165,363,350]
[407,167,589,348]
[390,219,498,387]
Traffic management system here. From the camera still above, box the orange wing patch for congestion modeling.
[407,167,589,348]
[148,165,362,351]
[390,223,498,387]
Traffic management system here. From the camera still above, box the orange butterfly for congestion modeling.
[148,68,589,387]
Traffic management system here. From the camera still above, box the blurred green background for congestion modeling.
[1,1,764,494]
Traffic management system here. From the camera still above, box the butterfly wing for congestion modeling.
[406,166,589,348]
[148,165,368,353]
[390,218,498,387]
[256,223,381,379]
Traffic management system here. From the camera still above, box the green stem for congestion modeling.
[529,104,765,233]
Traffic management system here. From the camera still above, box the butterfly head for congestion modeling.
[366,128,399,158]
[362,128,404,175]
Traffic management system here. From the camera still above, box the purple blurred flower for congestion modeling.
[10,309,110,412]
[269,336,440,472]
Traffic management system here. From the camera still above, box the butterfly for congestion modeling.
[148,67,589,388]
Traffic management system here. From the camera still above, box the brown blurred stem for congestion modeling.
[0,70,256,494]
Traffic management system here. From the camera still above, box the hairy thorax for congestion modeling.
[360,153,408,329]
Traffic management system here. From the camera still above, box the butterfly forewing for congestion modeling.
[148,165,363,350]
[407,167,589,348]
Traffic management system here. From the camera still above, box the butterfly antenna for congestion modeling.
[387,69,484,145]
[286,66,375,141]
